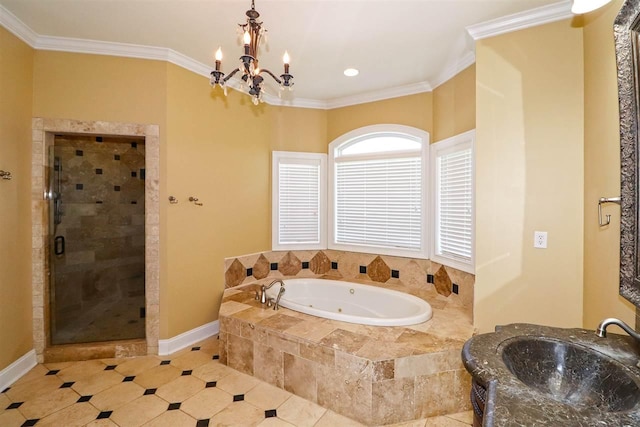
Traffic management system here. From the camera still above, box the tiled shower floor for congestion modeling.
[0,337,472,427]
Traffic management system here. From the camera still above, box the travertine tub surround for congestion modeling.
[219,276,474,425]
[224,249,474,322]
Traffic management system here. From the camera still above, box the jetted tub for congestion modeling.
[264,278,432,326]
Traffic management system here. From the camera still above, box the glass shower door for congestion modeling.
[48,135,146,345]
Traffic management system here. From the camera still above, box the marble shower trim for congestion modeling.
[31,118,160,360]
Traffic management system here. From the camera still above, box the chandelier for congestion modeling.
[210,0,294,105]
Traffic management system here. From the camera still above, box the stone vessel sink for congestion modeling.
[462,324,640,426]
[501,337,640,412]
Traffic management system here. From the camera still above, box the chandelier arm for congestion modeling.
[222,68,243,83]
[257,69,283,85]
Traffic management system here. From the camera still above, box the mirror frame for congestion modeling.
[615,0,640,305]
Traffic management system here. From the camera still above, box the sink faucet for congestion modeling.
[596,318,640,343]
[255,279,285,305]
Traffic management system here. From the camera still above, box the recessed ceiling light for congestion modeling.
[344,68,359,77]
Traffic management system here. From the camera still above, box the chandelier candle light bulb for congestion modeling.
[215,47,222,71]
[283,51,290,74]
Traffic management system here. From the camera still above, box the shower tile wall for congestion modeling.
[52,135,145,345]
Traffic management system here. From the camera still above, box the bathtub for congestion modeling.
[264,278,432,326]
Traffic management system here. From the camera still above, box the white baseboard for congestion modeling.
[0,349,37,392]
[158,320,219,356]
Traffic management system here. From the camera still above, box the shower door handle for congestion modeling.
[54,236,65,256]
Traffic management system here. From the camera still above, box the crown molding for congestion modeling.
[430,50,476,89]
[0,4,38,46]
[323,81,433,110]
[466,0,573,40]
[1,1,568,109]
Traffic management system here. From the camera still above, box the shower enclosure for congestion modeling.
[48,134,146,345]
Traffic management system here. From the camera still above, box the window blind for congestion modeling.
[435,147,473,262]
[335,156,422,250]
[278,160,321,245]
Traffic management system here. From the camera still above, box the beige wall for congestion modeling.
[433,64,476,142]
[582,0,636,329]
[31,53,327,339]
[475,20,585,333]
[0,27,34,370]
[163,64,327,336]
[327,93,433,142]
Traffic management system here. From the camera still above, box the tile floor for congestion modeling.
[0,337,473,427]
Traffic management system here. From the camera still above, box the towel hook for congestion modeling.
[189,196,203,206]
[598,196,621,226]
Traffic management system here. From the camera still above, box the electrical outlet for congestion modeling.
[534,231,548,249]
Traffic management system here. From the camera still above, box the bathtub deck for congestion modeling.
[218,278,475,426]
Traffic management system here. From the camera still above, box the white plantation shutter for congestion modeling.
[335,156,422,250]
[328,125,430,258]
[272,152,326,250]
[431,130,475,273]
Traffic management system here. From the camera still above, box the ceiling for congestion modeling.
[0,0,571,107]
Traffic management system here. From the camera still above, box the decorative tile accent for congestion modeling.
[22,419,39,427]
[114,154,120,160]
[212,355,220,360]
[97,411,112,419]
[427,274,435,284]
[368,256,391,283]
[114,185,121,191]
[182,370,193,376]
[359,266,367,274]
[225,259,246,288]
[144,388,157,395]
[309,251,331,275]
[302,261,309,269]
[265,409,277,418]
[206,381,217,388]
[60,382,74,388]
[196,420,210,427]
[76,150,83,156]
[252,254,270,280]
[75,183,83,190]
[160,360,171,365]
[7,402,23,409]
[391,269,400,279]
[104,365,117,371]
[278,252,301,276]
[233,394,245,402]
[331,261,338,270]
[123,376,135,382]
[96,137,103,142]
[270,263,278,271]
[131,142,138,148]
[131,171,137,177]
[434,265,452,297]
[191,347,201,351]
[46,370,60,375]
[168,402,181,410]
[246,268,253,277]
[77,395,92,402]
[452,283,459,294]
[95,168,103,175]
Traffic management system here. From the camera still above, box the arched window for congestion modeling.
[328,125,430,258]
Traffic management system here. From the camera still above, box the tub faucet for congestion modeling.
[256,279,285,305]
[596,317,640,343]
[272,286,286,310]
